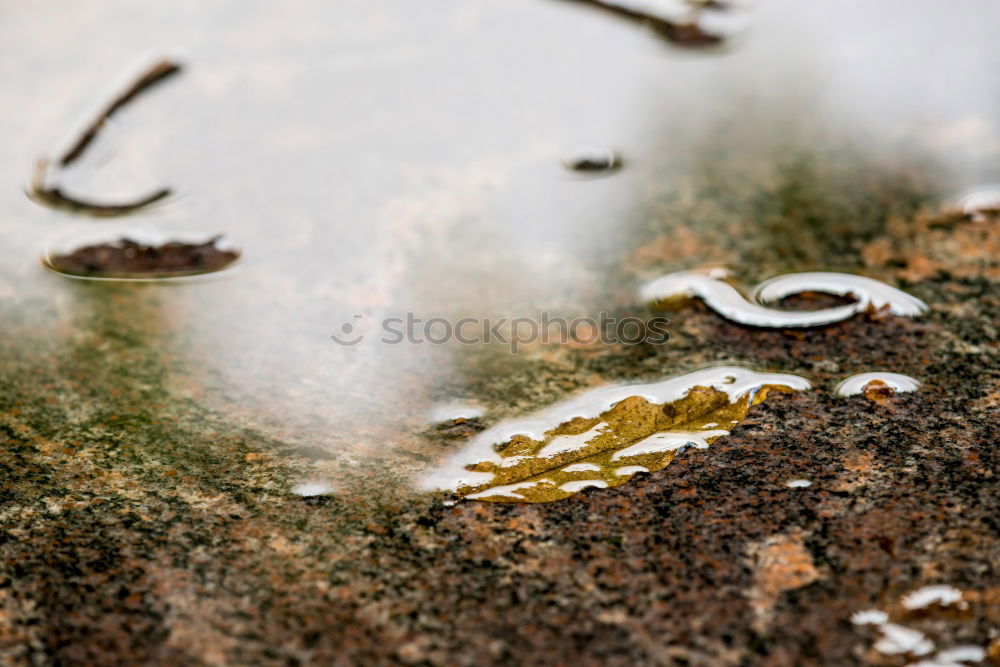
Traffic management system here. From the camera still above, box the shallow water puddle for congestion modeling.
[2,0,995,516]
[641,269,927,327]
[419,366,809,502]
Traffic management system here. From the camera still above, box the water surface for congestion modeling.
[2,0,998,497]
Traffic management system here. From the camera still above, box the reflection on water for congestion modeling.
[834,372,920,397]
[427,401,485,425]
[851,610,889,626]
[901,585,964,611]
[291,480,337,497]
[873,624,934,657]
[933,646,987,664]
[0,0,998,497]
[642,269,926,327]
[957,186,1000,229]
[418,365,809,502]
[850,587,986,664]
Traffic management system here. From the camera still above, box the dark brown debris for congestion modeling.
[558,0,728,48]
[28,162,172,217]
[30,58,182,217]
[58,59,181,168]
[46,236,240,278]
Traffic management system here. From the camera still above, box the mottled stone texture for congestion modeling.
[2,128,999,665]
[1,269,998,665]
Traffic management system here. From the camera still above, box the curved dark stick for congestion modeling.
[58,59,182,167]
[555,0,725,47]
[32,58,182,216]
[28,182,173,217]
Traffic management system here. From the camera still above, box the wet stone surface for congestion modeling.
[0,260,997,665]
[1,0,999,665]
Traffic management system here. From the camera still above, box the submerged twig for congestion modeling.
[59,59,182,167]
[30,57,182,217]
[557,0,727,48]
[29,160,172,217]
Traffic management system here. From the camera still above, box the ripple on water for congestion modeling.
[641,269,926,328]
[418,365,810,503]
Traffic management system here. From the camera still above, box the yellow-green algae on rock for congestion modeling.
[419,366,810,503]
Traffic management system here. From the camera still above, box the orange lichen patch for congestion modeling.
[897,252,940,283]
[829,450,878,494]
[988,638,1000,665]
[860,208,1000,280]
[627,231,725,269]
[747,532,822,632]
[972,383,1000,411]
[861,237,894,268]
[844,451,875,474]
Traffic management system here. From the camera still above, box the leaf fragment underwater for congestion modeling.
[419,366,810,503]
